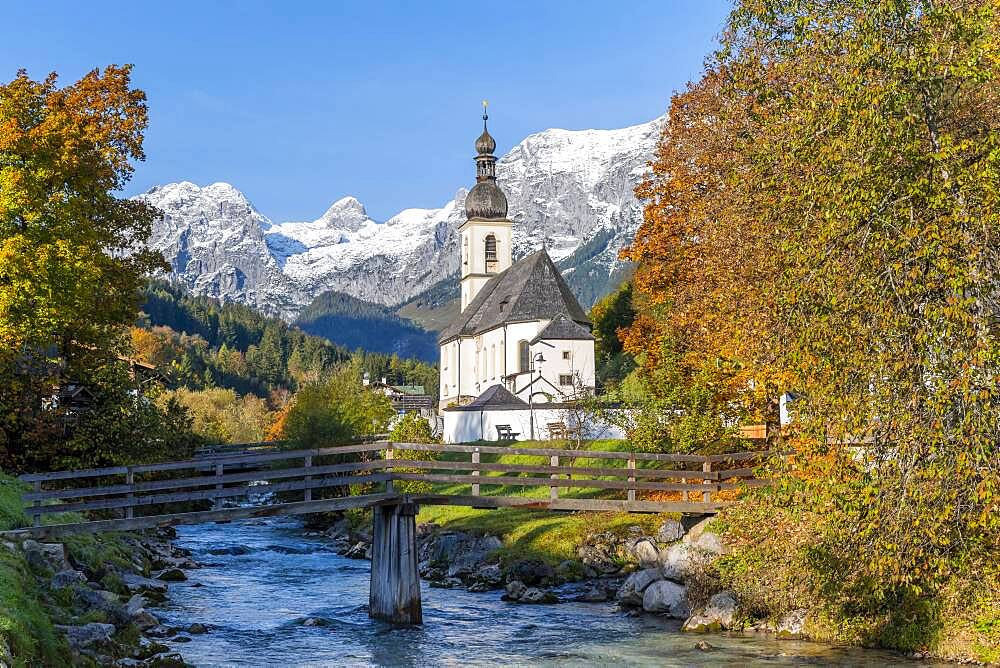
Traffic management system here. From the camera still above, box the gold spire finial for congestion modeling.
[482,100,489,125]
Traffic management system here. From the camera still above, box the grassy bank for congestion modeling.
[415,439,675,567]
[0,472,67,666]
[0,472,143,667]
[714,489,1000,664]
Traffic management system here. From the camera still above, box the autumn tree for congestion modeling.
[626,0,999,652]
[0,66,168,467]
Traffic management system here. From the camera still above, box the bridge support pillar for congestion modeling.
[369,501,422,625]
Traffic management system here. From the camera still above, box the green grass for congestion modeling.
[0,472,68,666]
[416,439,679,566]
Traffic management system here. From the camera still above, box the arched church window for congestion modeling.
[518,340,530,373]
[463,236,469,266]
[485,234,498,272]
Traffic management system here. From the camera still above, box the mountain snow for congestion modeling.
[137,114,666,320]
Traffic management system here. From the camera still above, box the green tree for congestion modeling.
[281,365,394,449]
[0,66,167,466]
[626,0,1000,655]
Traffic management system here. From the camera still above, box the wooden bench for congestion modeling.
[547,421,568,440]
[495,424,520,441]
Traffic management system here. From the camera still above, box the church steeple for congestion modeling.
[475,103,497,182]
[459,102,513,312]
[465,101,508,220]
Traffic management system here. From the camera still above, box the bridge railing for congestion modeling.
[13,441,773,537]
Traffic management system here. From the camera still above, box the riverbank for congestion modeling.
[310,501,996,666]
[0,472,194,667]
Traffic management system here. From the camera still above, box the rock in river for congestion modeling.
[683,591,738,632]
[641,580,690,618]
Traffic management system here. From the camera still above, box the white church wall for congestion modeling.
[442,407,627,443]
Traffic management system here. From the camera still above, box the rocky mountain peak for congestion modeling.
[136,114,666,321]
[315,196,372,231]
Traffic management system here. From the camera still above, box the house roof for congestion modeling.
[439,249,591,344]
[446,384,527,411]
[530,313,595,344]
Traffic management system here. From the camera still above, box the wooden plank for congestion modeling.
[382,459,720,481]
[412,494,728,514]
[627,456,636,502]
[24,459,386,502]
[390,472,722,493]
[304,455,313,503]
[34,474,390,516]
[391,442,715,463]
[3,493,398,540]
[549,454,559,500]
[18,442,390,483]
[704,450,774,464]
[471,449,480,497]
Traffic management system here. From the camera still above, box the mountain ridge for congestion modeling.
[136,114,665,322]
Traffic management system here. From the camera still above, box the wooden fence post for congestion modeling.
[214,462,224,510]
[32,481,41,528]
[304,455,313,502]
[702,460,712,503]
[549,455,559,500]
[471,448,480,497]
[385,444,395,494]
[627,456,636,502]
[126,469,134,520]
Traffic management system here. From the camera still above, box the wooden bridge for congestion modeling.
[7,441,769,625]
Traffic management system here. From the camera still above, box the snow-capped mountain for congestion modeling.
[138,114,665,321]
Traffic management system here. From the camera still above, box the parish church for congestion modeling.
[438,111,597,410]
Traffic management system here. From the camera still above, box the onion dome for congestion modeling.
[466,180,508,219]
[465,102,508,220]
[475,127,496,155]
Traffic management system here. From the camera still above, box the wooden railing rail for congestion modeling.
[14,441,772,534]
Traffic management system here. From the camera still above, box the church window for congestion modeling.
[490,344,496,378]
[463,236,469,266]
[485,234,498,272]
[559,374,574,387]
[518,340,530,373]
[562,350,571,360]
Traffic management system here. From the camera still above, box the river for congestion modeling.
[156,517,931,667]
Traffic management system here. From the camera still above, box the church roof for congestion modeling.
[439,249,592,344]
[530,313,595,344]
[447,384,527,410]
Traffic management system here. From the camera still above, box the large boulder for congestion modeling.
[120,572,169,600]
[420,531,502,579]
[22,540,70,573]
[629,539,661,568]
[508,559,555,586]
[682,591,739,632]
[660,542,697,580]
[682,517,725,555]
[155,568,187,582]
[656,519,686,544]
[501,580,558,604]
[74,588,129,628]
[50,569,88,589]
[641,580,690,618]
[616,568,663,607]
[55,623,116,652]
[467,563,503,592]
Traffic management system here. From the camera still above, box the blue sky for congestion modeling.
[2,1,730,221]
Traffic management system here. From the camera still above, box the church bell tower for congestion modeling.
[459,102,513,311]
